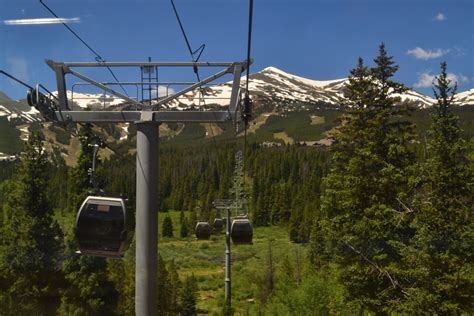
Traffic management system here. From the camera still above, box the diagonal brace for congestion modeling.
[68,69,143,107]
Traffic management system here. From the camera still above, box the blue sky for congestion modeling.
[1,0,473,100]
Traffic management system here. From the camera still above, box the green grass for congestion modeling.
[157,211,304,315]
[247,109,341,143]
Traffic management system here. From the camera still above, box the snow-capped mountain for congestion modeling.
[453,88,474,105]
[243,66,449,108]
[61,91,127,110]
[1,66,473,123]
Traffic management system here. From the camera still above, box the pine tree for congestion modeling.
[179,209,185,224]
[180,274,198,316]
[311,44,416,312]
[59,124,118,314]
[162,215,174,238]
[399,62,474,313]
[167,260,182,314]
[180,216,189,238]
[107,240,136,315]
[157,254,170,314]
[288,202,303,243]
[68,123,96,210]
[259,240,275,304]
[0,133,63,314]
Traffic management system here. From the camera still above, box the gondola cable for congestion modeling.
[169,0,220,151]
[242,0,254,217]
[39,0,130,98]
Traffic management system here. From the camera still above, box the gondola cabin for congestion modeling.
[75,196,130,257]
[230,217,253,244]
[213,218,224,232]
[195,221,211,240]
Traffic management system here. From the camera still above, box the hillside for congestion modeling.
[1,67,473,162]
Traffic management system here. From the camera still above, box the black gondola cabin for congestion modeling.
[75,196,130,257]
[195,221,211,240]
[213,218,224,232]
[230,218,253,244]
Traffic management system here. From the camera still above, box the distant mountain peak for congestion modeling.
[259,66,346,88]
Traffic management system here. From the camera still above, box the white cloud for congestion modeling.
[150,86,176,98]
[434,13,446,21]
[407,47,449,60]
[414,73,436,88]
[414,72,469,88]
[3,17,80,25]
[448,73,469,85]
[6,57,29,84]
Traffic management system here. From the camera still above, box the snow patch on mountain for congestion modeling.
[60,91,126,109]
[0,104,41,123]
[454,88,474,105]
[261,66,345,89]
[392,90,436,108]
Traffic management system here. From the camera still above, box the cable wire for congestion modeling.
[170,0,219,146]
[0,70,34,90]
[170,0,206,65]
[243,0,254,213]
[39,0,129,97]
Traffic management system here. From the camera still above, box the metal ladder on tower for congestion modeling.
[140,57,159,106]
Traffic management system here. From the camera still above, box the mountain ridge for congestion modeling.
[0,66,473,160]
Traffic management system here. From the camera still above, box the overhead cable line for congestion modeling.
[1,70,58,104]
[39,0,129,97]
[244,0,254,127]
[0,70,34,90]
[170,0,206,77]
[243,0,254,206]
[170,0,219,142]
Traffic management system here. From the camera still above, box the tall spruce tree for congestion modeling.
[157,254,170,314]
[0,133,63,314]
[180,274,198,316]
[167,260,182,314]
[311,44,416,312]
[59,124,118,314]
[162,215,174,238]
[180,216,189,238]
[399,62,474,313]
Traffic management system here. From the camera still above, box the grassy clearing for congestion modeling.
[254,109,342,143]
[201,123,224,138]
[310,115,325,125]
[273,131,294,145]
[158,211,304,315]
[240,112,274,136]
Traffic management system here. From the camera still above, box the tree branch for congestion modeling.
[343,240,409,297]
